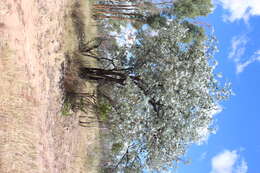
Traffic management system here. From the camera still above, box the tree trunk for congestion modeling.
[79,67,128,85]
[80,67,162,115]
[93,4,140,8]
[93,15,142,22]
[95,10,141,17]
[94,7,136,10]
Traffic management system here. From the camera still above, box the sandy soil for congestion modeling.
[0,0,101,173]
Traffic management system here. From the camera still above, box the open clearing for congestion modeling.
[0,0,101,172]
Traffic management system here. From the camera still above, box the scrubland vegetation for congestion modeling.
[0,0,231,172]
[63,0,232,172]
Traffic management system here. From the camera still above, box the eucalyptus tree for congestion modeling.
[93,0,213,22]
[93,0,214,46]
[80,21,231,172]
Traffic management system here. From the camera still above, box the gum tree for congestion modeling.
[80,22,231,171]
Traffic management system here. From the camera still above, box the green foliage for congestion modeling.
[132,21,144,30]
[108,19,127,33]
[61,100,73,116]
[146,14,167,29]
[111,143,123,154]
[181,21,206,43]
[97,102,111,122]
[173,0,213,18]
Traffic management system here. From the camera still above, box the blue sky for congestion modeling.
[177,1,260,173]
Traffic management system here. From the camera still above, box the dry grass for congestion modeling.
[62,0,102,172]
[0,0,101,172]
[0,32,38,172]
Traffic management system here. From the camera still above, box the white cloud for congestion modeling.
[211,150,238,173]
[210,150,248,173]
[228,35,248,62]
[228,34,260,74]
[235,159,248,173]
[216,0,260,22]
[199,152,208,161]
[255,50,260,55]
[236,57,255,74]
[236,50,260,74]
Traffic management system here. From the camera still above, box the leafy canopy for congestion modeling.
[172,0,214,18]
[94,21,231,172]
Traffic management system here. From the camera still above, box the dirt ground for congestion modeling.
[0,0,101,173]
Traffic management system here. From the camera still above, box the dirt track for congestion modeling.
[0,1,100,172]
